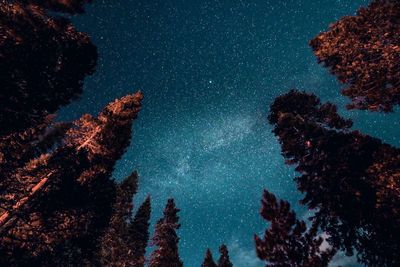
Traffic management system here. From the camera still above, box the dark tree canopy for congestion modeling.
[0,116,72,181]
[99,173,151,267]
[0,0,161,266]
[21,0,93,14]
[255,190,335,267]
[98,172,138,266]
[268,90,400,266]
[217,245,233,267]
[129,196,152,267]
[201,249,218,267]
[0,92,144,265]
[0,2,97,136]
[150,198,183,267]
[310,0,400,112]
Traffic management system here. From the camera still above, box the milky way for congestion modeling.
[58,0,399,266]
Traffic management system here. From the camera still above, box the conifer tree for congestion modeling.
[310,0,400,112]
[201,249,217,267]
[255,190,335,267]
[0,92,143,265]
[0,1,97,135]
[268,90,400,266]
[149,199,183,267]
[217,245,233,267]
[130,196,152,267]
[98,172,139,266]
[97,172,151,267]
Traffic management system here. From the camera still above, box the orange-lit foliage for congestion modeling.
[0,92,143,265]
[310,0,400,112]
[21,0,93,14]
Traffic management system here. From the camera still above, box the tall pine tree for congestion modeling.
[98,172,138,266]
[0,92,144,265]
[201,249,217,267]
[129,196,152,267]
[98,173,151,267]
[150,199,183,267]
[217,245,233,267]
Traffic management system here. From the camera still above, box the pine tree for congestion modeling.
[254,190,335,267]
[0,2,97,136]
[217,245,233,267]
[201,249,217,267]
[97,172,151,267]
[0,92,144,265]
[130,196,152,267]
[149,198,183,267]
[268,90,400,266]
[98,172,139,266]
[310,0,400,112]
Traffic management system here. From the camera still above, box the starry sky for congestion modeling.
[59,0,400,266]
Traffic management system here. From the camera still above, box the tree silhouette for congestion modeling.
[255,190,335,267]
[0,92,144,265]
[98,172,138,266]
[201,249,218,267]
[217,245,233,267]
[0,2,97,136]
[149,198,183,267]
[129,196,152,267]
[268,90,400,266]
[98,173,151,267]
[310,0,400,112]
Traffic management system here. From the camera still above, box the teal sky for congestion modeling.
[59,0,399,266]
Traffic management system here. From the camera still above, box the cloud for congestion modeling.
[228,239,264,267]
[329,252,360,267]
[319,232,361,267]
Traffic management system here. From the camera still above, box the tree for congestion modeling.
[268,90,400,266]
[310,0,400,112]
[149,199,183,267]
[0,92,144,265]
[129,196,152,267]
[98,173,151,267]
[0,2,97,136]
[255,190,335,267]
[98,172,138,266]
[201,249,217,267]
[217,245,233,267]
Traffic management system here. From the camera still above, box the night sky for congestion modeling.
[58,0,400,266]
